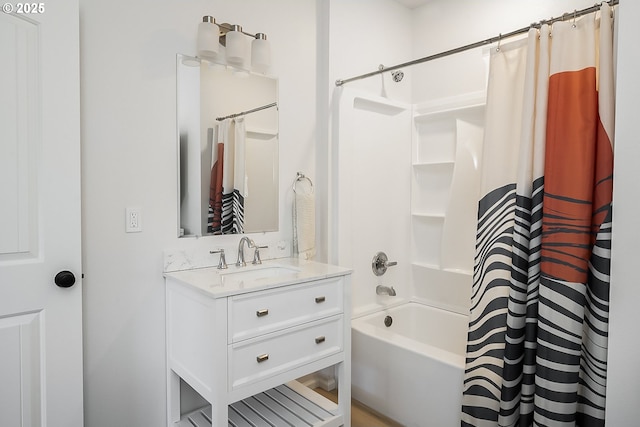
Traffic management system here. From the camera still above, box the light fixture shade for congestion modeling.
[197,16,219,59]
[225,25,247,66]
[251,33,270,74]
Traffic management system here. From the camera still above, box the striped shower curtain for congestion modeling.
[462,5,614,427]
[208,118,245,234]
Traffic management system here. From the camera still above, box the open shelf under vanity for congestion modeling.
[177,382,342,427]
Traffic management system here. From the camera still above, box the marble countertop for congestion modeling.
[163,258,352,298]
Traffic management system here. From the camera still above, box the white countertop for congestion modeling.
[163,258,352,298]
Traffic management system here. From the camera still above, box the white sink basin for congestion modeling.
[219,264,301,282]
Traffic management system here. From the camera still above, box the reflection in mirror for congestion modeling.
[177,54,279,237]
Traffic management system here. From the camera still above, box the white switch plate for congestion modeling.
[126,207,142,233]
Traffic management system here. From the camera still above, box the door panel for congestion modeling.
[0,311,42,426]
[0,2,83,426]
[0,13,38,257]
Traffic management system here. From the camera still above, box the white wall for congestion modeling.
[328,0,413,103]
[80,0,317,425]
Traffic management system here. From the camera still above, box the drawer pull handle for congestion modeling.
[256,309,269,317]
[315,296,326,303]
[315,336,326,344]
[256,354,269,363]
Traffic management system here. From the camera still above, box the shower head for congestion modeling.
[378,64,404,83]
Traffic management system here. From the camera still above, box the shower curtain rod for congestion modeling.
[216,101,278,121]
[335,0,618,86]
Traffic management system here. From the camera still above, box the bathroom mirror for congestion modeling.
[177,54,279,237]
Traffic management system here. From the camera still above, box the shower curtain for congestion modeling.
[208,118,245,234]
[462,5,614,427]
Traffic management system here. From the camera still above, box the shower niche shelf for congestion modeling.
[410,92,485,302]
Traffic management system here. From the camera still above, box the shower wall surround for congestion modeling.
[411,93,485,314]
[335,88,484,315]
[334,90,412,314]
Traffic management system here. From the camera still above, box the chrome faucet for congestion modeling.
[376,285,397,296]
[236,237,256,267]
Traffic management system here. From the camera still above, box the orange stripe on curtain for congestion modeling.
[209,142,224,232]
[542,67,598,283]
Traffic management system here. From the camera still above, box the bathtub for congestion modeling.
[351,301,468,427]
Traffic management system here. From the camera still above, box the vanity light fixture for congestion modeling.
[251,33,270,74]
[196,16,220,59]
[225,24,246,66]
[195,16,271,74]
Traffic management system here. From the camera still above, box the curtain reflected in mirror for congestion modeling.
[177,54,279,237]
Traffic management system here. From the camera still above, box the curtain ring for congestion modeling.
[496,33,502,52]
[572,9,577,28]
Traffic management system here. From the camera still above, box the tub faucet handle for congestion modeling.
[372,251,397,276]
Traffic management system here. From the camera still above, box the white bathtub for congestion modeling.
[351,301,468,427]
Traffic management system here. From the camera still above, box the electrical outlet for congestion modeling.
[126,208,142,233]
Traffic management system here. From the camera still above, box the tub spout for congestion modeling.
[376,285,396,296]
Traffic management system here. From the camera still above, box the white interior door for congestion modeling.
[0,2,83,426]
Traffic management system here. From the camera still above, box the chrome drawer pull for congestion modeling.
[315,336,326,344]
[256,354,269,363]
[315,296,326,303]
[256,309,269,317]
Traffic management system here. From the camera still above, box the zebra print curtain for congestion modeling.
[462,5,614,427]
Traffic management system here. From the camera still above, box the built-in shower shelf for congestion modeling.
[175,383,342,427]
[412,212,446,219]
[412,160,455,167]
[413,103,485,123]
[442,267,473,276]
[413,90,486,118]
[412,262,472,277]
[411,261,441,270]
[245,126,278,139]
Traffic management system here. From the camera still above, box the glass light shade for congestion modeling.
[197,16,219,59]
[251,34,270,74]
[225,26,247,66]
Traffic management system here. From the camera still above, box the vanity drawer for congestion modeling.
[229,315,343,390]
[228,277,343,343]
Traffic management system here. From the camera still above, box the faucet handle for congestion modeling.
[372,252,397,276]
[210,249,228,269]
[252,245,268,265]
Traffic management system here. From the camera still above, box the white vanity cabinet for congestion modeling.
[164,259,352,427]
